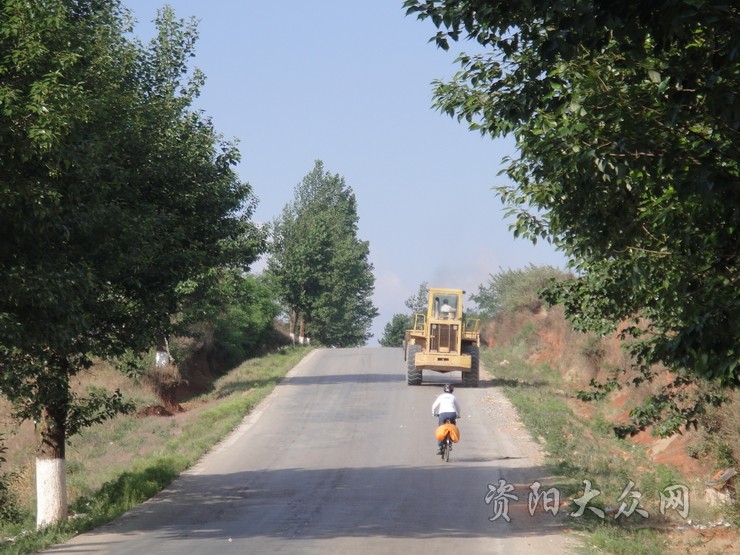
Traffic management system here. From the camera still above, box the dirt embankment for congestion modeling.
[482,306,737,472]
[481,306,738,552]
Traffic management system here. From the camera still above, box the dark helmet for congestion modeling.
[443,384,454,393]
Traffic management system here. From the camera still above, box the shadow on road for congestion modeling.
[48,462,572,549]
[282,372,406,386]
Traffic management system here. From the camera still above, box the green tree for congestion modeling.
[0,1,263,526]
[175,265,281,361]
[404,281,429,314]
[379,282,429,347]
[209,272,283,366]
[379,314,413,347]
[405,1,739,432]
[268,161,378,347]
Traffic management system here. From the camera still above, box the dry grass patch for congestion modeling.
[0,346,312,554]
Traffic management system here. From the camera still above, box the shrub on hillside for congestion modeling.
[471,265,567,319]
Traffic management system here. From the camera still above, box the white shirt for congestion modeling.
[432,393,460,416]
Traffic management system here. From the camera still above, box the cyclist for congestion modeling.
[432,384,460,454]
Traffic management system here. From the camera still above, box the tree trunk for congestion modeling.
[155,335,171,368]
[36,456,67,529]
[35,368,69,529]
[289,310,297,346]
[298,315,305,345]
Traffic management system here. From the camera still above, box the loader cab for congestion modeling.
[431,292,461,320]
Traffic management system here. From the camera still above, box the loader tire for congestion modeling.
[462,345,480,387]
[406,344,422,385]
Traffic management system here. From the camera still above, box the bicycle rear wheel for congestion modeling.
[444,439,451,462]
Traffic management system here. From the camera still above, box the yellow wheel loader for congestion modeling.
[404,288,480,387]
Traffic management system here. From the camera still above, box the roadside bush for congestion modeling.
[177,272,283,368]
[514,320,539,347]
[691,392,740,470]
[471,265,568,319]
[0,434,25,525]
[144,363,186,412]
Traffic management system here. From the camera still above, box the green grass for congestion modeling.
[580,523,668,555]
[482,346,683,554]
[0,346,312,555]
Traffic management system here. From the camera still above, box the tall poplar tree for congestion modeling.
[0,1,262,526]
[268,161,378,346]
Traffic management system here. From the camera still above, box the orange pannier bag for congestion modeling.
[435,422,460,443]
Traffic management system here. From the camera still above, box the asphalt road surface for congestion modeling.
[45,348,579,554]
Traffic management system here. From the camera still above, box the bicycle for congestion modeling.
[436,417,457,462]
[440,430,453,462]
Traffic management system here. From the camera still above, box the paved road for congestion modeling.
[46,348,578,554]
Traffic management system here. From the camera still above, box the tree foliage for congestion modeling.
[404,281,429,314]
[0,0,263,524]
[404,1,739,395]
[472,266,567,319]
[379,314,412,347]
[268,161,378,347]
[174,267,281,362]
[208,273,283,365]
[379,282,430,347]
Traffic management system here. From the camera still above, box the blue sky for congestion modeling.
[125,0,567,344]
